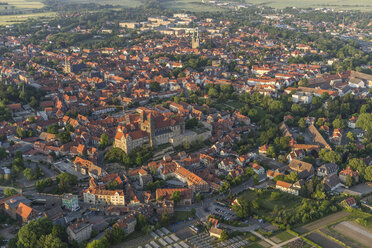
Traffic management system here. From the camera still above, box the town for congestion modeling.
[0,1,371,248]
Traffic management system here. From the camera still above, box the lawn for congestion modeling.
[245,0,372,11]
[172,210,193,223]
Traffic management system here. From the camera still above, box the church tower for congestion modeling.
[64,55,71,73]
[191,29,200,49]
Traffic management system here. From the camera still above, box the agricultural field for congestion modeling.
[0,11,55,25]
[0,0,44,13]
[245,0,372,11]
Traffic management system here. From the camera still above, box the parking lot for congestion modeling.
[209,202,236,221]
[54,160,84,178]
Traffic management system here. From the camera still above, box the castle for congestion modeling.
[114,110,185,154]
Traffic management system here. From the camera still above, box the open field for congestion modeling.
[333,221,372,248]
[245,0,372,11]
[0,11,56,25]
[306,231,345,248]
[270,231,295,243]
[0,0,44,9]
[296,211,350,234]
[0,0,44,14]
[63,0,141,8]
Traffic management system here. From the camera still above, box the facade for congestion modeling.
[83,189,125,205]
[156,188,192,205]
[276,180,299,196]
[114,214,137,235]
[67,219,92,243]
[62,194,79,211]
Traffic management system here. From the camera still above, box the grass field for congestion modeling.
[245,0,372,11]
[295,211,350,234]
[271,231,295,243]
[0,11,56,25]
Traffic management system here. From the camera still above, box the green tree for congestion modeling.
[346,131,355,142]
[149,82,161,92]
[365,166,372,182]
[160,209,170,227]
[99,133,111,150]
[345,175,353,187]
[356,113,372,132]
[220,230,229,241]
[298,118,306,130]
[4,188,18,197]
[332,119,345,129]
[171,190,181,204]
[86,237,110,248]
[232,197,251,218]
[56,131,71,144]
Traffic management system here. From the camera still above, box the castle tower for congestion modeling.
[191,29,200,49]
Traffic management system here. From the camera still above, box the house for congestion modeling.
[275,180,299,196]
[266,169,284,180]
[348,116,358,129]
[16,202,39,223]
[83,188,125,205]
[341,197,357,208]
[114,214,137,235]
[317,163,339,177]
[252,163,265,175]
[154,200,174,215]
[209,226,224,239]
[258,144,268,156]
[288,159,314,179]
[156,188,192,205]
[67,218,93,243]
[322,174,342,192]
[339,166,359,184]
[0,194,32,220]
[62,194,79,211]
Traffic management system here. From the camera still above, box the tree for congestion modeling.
[38,234,67,248]
[270,192,280,201]
[356,113,372,132]
[56,131,71,144]
[86,238,110,248]
[332,119,345,129]
[254,174,259,185]
[345,175,353,187]
[349,158,367,178]
[171,190,181,204]
[220,230,229,241]
[232,197,251,218]
[149,82,161,92]
[298,118,306,130]
[57,173,77,192]
[4,188,18,197]
[346,131,355,142]
[191,208,196,216]
[0,147,7,160]
[365,166,372,182]
[267,145,276,158]
[47,124,59,134]
[99,133,111,150]
[17,218,63,248]
[136,214,147,231]
[161,209,170,227]
[319,149,341,163]
[105,226,126,245]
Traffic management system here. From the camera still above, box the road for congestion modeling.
[175,173,266,222]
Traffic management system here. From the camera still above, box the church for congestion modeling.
[114,110,185,154]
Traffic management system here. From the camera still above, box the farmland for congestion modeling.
[245,0,372,11]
